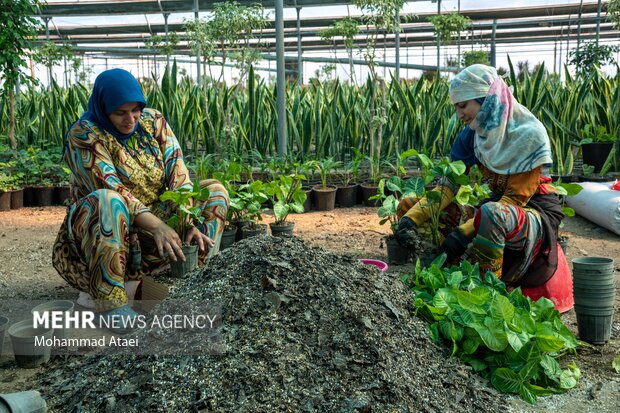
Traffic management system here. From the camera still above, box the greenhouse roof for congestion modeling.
[35,1,616,55]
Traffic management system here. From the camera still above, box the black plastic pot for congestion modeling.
[0,192,10,212]
[231,220,250,241]
[582,142,613,173]
[54,186,71,206]
[303,187,313,212]
[269,221,295,237]
[313,185,337,211]
[360,183,380,207]
[170,244,198,278]
[336,184,359,207]
[577,175,611,183]
[220,226,238,250]
[240,223,267,239]
[385,237,409,265]
[10,189,24,210]
[32,187,54,206]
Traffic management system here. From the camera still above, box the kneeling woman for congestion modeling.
[52,69,229,332]
[397,64,564,291]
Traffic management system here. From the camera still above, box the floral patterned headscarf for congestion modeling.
[449,64,552,174]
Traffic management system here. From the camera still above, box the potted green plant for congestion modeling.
[312,157,341,211]
[372,176,421,264]
[236,180,269,239]
[579,124,616,174]
[336,148,364,208]
[212,163,243,248]
[577,163,610,183]
[0,173,15,211]
[159,181,210,277]
[266,174,306,237]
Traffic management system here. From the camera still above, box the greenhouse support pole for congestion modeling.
[276,0,287,157]
[394,10,400,81]
[436,0,441,75]
[595,0,602,45]
[490,19,497,67]
[296,6,303,84]
[164,12,170,69]
[194,0,201,85]
[44,17,52,86]
[577,0,583,49]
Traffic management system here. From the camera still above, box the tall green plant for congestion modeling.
[0,0,43,149]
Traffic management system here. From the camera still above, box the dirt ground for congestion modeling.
[0,206,619,412]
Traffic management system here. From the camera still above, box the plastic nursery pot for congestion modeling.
[0,316,8,356]
[240,223,267,240]
[359,259,388,272]
[360,183,380,207]
[302,187,313,212]
[220,226,238,250]
[8,320,54,368]
[0,390,48,413]
[336,184,359,208]
[0,192,10,212]
[10,189,24,210]
[312,185,337,211]
[31,300,75,341]
[571,256,616,344]
[170,244,199,278]
[32,187,55,207]
[581,142,613,174]
[269,222,295,238]
[385,237,409,265]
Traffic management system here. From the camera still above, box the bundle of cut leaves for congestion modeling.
[403,255,581,404]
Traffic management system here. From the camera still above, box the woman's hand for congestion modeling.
[134,212,185,262]
[185,226,214,253]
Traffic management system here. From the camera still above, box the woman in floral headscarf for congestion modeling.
[396,64,564,289]
[52,69,229,332]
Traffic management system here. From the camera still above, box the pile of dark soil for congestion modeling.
[38,236,508,412]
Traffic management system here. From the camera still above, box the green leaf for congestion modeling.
[613,355,620,373]
[559,363,580,389]
[456,289,488,314]
[491,368,538,404]
[476,317,509,351]
[490,294,515,322]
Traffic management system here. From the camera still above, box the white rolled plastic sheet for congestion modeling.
[565,181,620,236]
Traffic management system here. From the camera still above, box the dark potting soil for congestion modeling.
[37,236,507,412]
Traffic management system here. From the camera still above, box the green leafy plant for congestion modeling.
[568,41,619,74]
[579,124,616,144]
[266,174,307,225]
[373,175,425,236]
[159,181,210,242]
[383,148,418,179]
[581,164,595,177]
[613,354,620,373]
[551,181,583,217]
[428,12,472,44]
[404,257,580,404]
[462,50,490,67]
[415,152,469,245]
[314,157,342,189]
[0,0,43,149]
[235,180,269,229]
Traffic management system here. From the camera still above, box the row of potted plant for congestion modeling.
[0,145,71,210]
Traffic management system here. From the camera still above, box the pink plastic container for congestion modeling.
[521,244,574,313]
[359,259,389,272]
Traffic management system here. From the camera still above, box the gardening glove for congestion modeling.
[395,216,418,249]
[438,228,470,263]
